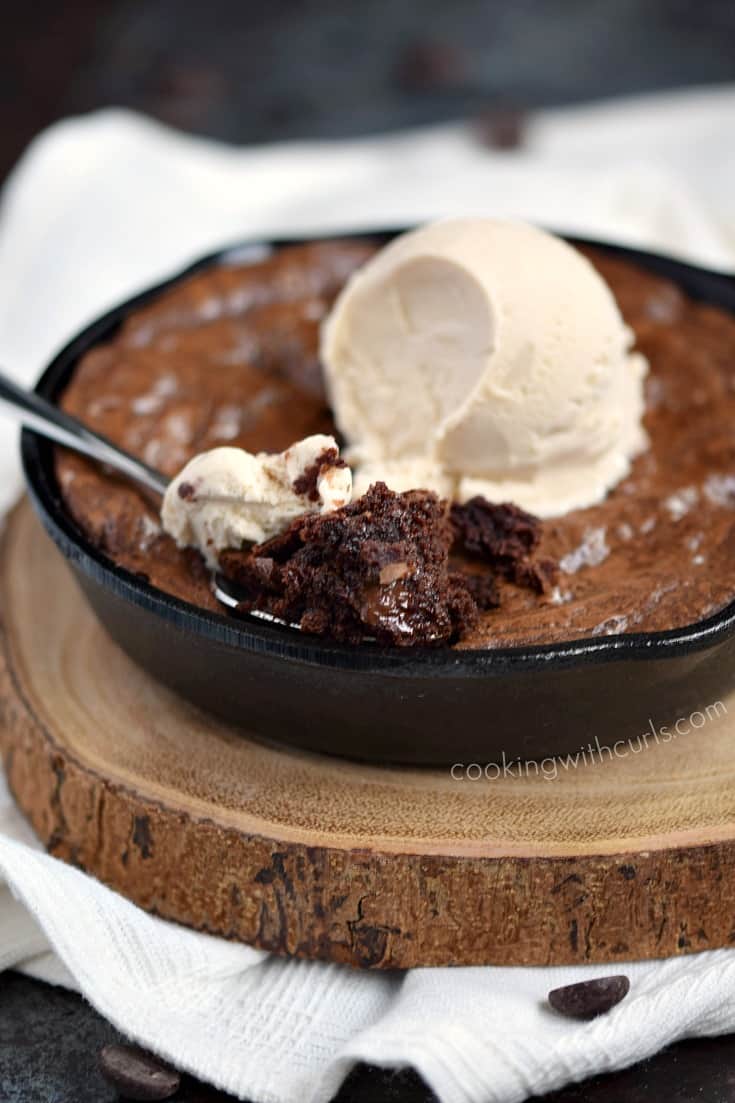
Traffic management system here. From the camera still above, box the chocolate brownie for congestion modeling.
[54,237,735,648]
[218,482,536,646]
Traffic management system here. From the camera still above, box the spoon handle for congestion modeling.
[0,370,169,497]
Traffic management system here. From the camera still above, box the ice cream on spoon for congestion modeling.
[162,434,351,568]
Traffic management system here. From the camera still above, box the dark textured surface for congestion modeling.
[5,972,735,1102]
[3,0,735,181]
[0,972,122,1103]
[63,0,735,141]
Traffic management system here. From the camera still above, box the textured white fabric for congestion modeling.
[1,88,735,1102]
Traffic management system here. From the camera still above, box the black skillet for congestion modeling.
[19,230,735,765]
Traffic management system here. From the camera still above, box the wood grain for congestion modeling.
[3,499,735,967]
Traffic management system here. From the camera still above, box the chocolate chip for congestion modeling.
[177,481,196,501]
[548,975,630,1019]
[378,560,411,585]
[99,1044,181,1101]
[472,106,528,150]
[394,40,465,91]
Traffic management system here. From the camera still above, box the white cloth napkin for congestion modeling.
[1,87,735,1103]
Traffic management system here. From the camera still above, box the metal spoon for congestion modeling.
[0,370,273,619]
[0,370,168,497]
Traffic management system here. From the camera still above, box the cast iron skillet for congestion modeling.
[20,230,735,766]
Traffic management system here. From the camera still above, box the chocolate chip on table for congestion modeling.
[472,105,528,150]
[99,1043,181,1101]
[548,975,630,1019]
[393,39,466,91]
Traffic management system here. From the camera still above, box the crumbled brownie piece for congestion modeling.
[219,482,479,646]
[218,487,558,646]
[291,446,346,502]
[451,497,558,593]
[177,481,196,501]
[453,570,500,611]
[515,555,559,595]
[451,497,539,560]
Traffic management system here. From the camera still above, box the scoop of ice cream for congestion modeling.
[161,434,352,567]
[321,218,648,516]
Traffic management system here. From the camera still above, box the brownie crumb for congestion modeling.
[292,447,346,502]
[177,481,196,501]
[515,555,559,594]
[454,570,500,611]
[220,482,478,646]
[451,497,558,593]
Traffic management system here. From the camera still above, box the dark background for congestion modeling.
[2,1,735,1100]
[3,0,735,183]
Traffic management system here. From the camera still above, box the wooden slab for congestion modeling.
[3,500,735,968]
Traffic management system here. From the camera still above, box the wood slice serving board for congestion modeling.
[4,500,735,968]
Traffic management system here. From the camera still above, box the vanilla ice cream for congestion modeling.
[321,219,648,516]
[162,434,352,567]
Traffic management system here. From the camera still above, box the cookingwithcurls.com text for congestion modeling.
[451,700,728,782]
